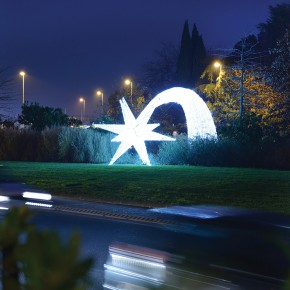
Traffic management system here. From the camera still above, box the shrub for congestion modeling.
[260,137,290,170]
[187,137,246,167]
[0,128,17,160]
[0,207,93,290]
[0,127,289,169]
[157,135,190,165]
[39,127,62,162]
[156,135,290,170]
[91,131,116,164]
[58,127,116,163]
[58,127,93,162]
[0,128,41,161]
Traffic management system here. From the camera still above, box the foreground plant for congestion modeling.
[0,206,93,290]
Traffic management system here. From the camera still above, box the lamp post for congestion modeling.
[96,90,104,115]
[124,79,133,106]
[79,97,86,122]
[213,61,222,82]
[19,71,26,105]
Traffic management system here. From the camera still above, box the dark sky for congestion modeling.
[1,0,285,119]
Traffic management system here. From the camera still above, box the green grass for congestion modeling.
[1,161,290,215]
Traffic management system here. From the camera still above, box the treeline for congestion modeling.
[0,127,289,170]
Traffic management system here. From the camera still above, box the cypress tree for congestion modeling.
[176,20,193,87]
[191,23,207,86]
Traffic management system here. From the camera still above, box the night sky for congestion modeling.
[1,0,285,119]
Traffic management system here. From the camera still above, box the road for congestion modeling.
[1,183,290,289]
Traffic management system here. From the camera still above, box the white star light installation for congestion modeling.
[92,87,217,166]
[93,97,175,165]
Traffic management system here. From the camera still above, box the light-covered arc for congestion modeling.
[137,87,217,139]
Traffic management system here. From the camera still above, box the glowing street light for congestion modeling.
[79,97,86,122]
[124,79,133,106]
[96,90,104,114]
[213,61,222,83]
[19,71,26,105]
[214,61,222,69]
[124,79,133,96]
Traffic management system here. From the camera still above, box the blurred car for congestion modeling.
[103,242,240,290]
[0,182,53,211]
[103,206,290,290]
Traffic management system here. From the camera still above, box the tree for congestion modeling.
[176,20,193,87]
[107,84,149,123]
[139,23,207,94]
[244,74,288,134]
[176,21,207,88]
[67,116,82,127]
[257,3,290,132]
[18,103,69,131]
[107,90,125,123]
[258,3,290,56]
[139,21,207,135]
[269,30,290,130]
[200,35,261,124]
[215,35,261,124]
[201,60,287,136]
[139,43,178,94]
[232,36,259,123]
[0,118,15,128]
[140,22,207,94]
[191,23,207,87]
[269,30,290,95]
[199,3,290,137]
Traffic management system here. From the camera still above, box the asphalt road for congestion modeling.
[1,184,290,289]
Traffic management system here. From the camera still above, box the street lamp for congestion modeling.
[79,97,86,122]
[96,90,104,115]
[19,71,26,105]
[213,61,221,69]
[213,61,222,82]
[124,79,133,96]
[124,79,133,106]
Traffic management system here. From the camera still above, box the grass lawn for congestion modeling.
[0,161,290,215]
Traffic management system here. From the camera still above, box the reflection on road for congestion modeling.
[103,242,239,290]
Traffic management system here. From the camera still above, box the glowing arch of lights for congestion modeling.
[92,87,217,165]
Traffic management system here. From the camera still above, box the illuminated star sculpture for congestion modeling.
[92,98,175,165]
[93,87,217,166]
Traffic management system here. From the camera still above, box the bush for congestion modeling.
[0,127,116,163]
[156,135,191,165]
[260,137,290,170]
[0,128,41,161]
[58,127,116,163]
[0,127,289,169]
[156,135,290,170]
[187,137,256,168]
[39,128,62,162]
